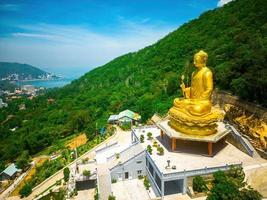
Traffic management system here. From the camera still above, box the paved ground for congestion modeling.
[74,189,94,200]
[246,165,267,198]
[112,179,151,200]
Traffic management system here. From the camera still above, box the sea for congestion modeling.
[16,78,75,89]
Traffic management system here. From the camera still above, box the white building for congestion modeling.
[0,98,8,108]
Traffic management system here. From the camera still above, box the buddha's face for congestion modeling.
[194,55,205,68]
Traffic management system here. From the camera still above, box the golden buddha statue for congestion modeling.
[168,50,225,135]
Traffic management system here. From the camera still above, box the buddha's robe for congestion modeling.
[173,67,213,116]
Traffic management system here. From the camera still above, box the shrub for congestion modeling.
[138,175,144,179]
[108,194,116,200]
[147,132,152,140]
[111,178,117,183]
[213,170,227,184]
[83,170,91,177]
[120,122,131,130]
[56,180,61,185]
[143,176,150,190]
[115,153,120,159]
[153,141,158,147]
[192,176,207,193]
[157,146,164,155]
[63,167,70,182]
[147,145,152,155]
[19,182,32,197]
[140,134,144,143]
[240,187,262,200]
[226,166,245,187]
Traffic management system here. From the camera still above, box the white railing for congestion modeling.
[146,151,163,179]
[162,163,242,181]
[229,125,254,157]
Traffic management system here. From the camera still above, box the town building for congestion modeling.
[0,163,21,181]
[108,109,141,125]
[0,98,8,108]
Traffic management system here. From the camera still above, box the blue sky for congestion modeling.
[0,0,231,77]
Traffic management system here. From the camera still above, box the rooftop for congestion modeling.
[132,126,262,175]
[1,163,20,177]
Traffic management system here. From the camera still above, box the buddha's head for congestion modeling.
[194,50,208,68]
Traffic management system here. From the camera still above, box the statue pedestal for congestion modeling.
[157,120,231,156]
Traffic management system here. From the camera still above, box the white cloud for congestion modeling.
[0,22,174,76]
[217,0,234,7]
[0,4,20,11]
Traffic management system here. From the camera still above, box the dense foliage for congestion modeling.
[193,176,207,193]
[0,80,16,92]
[0,0,267,168]
[19,182,32,198]
[207,167,262,200]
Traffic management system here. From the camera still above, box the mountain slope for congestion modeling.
[0,62,53,80]
[0,0,267,165]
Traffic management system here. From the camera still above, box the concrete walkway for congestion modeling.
[112,179,151,200]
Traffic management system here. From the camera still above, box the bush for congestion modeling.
[138,175,144,179]
[115,153,120,159]
[240,187,262,200]
[108,194,116,200]
[207,178,240,200]
[63,167,70,182]
[83,170,91,177]
[19,182,32,197]
[147,132,152,140]
[147,145,152,155]
[120,122,131,130]
[208,168,262,200]
[140,134,144,143]
[157,146,164,155]
[143,176,150,190]
[213,170,227,184]
[226,166,245,187]
[192,176,207,193]
[153,141,158,147]
[56,180,61,185]
[111,178,117,183]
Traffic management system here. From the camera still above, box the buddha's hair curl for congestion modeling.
[194,50,208,63]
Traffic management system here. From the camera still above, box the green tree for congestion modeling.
[19,182,32,197]
[207,179,240,200]
[192,176,207,193]
[240,187,262,200]
[63,167,70,182]
[16,150,30,171]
